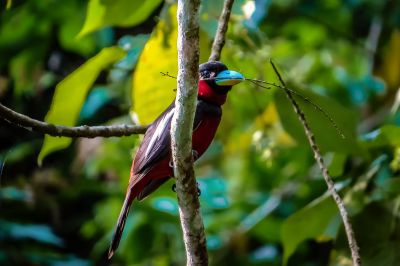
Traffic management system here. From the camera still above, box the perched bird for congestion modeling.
[108,61,244,259]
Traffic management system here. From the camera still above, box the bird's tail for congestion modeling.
[108,188,136,259]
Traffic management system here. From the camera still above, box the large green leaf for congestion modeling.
[131,4,211,124]
[281,194,339,265]
[38,47,125,165]
[78,0,163,37]
[274,86,363,155]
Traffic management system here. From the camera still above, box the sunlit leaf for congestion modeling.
[78,0,163,37]
[378,30,400,89]
[132,4,211,124]
[6,0,12,9]
[38,47,125,165]
[328,152,347,177]
[58,9,96,56]
[281,194,339,265]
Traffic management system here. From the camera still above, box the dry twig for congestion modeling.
[270,60,361,266]
[209,0,234,61]
[0,103,147,137]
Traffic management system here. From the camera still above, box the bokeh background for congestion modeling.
[1,0,400,265]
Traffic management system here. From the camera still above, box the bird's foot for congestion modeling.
[196,182,201,196]
[192,150,199,161]
[171,182,201,196]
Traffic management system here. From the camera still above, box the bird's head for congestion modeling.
[198,61,244,105]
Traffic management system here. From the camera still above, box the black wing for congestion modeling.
[131,99,221,182]
[133,101,175,176]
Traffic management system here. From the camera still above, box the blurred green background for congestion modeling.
[1,0,400,265]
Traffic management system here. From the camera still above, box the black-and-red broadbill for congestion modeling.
[108,61,244,258]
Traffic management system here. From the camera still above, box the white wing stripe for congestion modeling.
[145,108,175,158]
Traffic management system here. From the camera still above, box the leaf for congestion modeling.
[6,0,12,9]
[281,194,339,265]
[274,87,363,155]
[362,125,400,148]
[78,0,163,37]
[198,177,230,210]
[0,220,63,246]
[132,4,211,124]
[151,197,179,215]
[328,152,347,177]
[38,47,125,165]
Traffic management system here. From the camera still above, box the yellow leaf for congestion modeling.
[38,47,126,165]
[379,30,400,88]
[78,0,163,37]
[132,4,210,124]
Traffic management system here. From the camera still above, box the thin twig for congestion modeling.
[160,71,345,139]
[270,60,361,266]
[245,78,345,139]
[0,103,148,137]
[366,16,382,73]
[209,0,234,61]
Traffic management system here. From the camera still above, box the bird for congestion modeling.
[108,61,244,259]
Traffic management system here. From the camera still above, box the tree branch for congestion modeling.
[208,0,234,61]
[270,61,362,266]
[171,0,207,265]
[0,103,147,137]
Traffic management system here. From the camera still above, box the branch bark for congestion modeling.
[209,0,234,61]
[0,103,147,137]
[171,0,207,265]
[270,61,362,266]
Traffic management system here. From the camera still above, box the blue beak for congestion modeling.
[215,70,244,86]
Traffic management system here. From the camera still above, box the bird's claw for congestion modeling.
[197,183,201,196]
[172,183,176,192]
[192,150,199,161]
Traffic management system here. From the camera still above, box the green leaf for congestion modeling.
[132,4,211,124]
[362,125,400,147]
[78,0,163,37]
[281,194,339,265]
[38,47,125,165]
[151,197,179,215]
[328,152,347,177]
[6,0,12,9]
[0,220,63,246]
[274,87,363,155]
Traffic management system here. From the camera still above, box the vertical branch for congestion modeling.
[270,61,362,266]
[171,0,208,265]
[209,0,235,61]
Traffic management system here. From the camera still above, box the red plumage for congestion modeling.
[108,61,243,259]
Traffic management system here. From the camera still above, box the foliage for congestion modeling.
[1,0,400,266]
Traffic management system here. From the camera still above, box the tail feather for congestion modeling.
[108,189,135,259]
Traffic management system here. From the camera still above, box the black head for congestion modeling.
[199,61,243,94]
